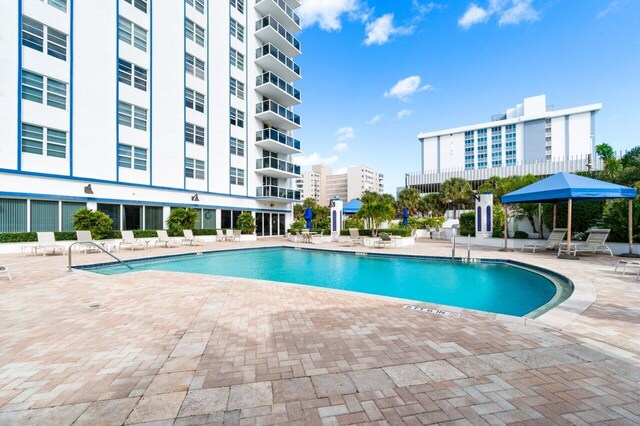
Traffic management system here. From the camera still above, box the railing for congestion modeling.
[255,0,300,27]
[256,71,301,101]
[256,16,301,52]
[67,241,133,272]
[256,185,301,200]
[256,44,301,77]
[256,128,301,150]
[256,156,301,175]
[256,99,300,126]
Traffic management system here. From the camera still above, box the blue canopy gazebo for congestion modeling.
[343,199,362,215]
[501,172,638,256]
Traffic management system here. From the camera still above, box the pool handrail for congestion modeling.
[67,241,133,272]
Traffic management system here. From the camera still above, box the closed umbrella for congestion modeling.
[403,207,409,226]
[303,206,313,229]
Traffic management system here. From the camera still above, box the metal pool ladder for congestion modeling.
[67,242,133,272]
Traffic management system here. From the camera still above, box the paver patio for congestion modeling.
[1,238,639,424]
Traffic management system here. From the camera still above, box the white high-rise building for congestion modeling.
[0,0,302,236]
[406,95,602,193]
[296,165,384,206]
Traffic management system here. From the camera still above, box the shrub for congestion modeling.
[513,230,529,239]
[542,201,605,233]
[599,197,640,243]
[73,208,113,240]
[339,228,412,237]
[290,219,306,231]
[424,217,446,228]
[311,217,330,231]
[493,207,505,237]
[166,208,198,235]
[237,212,256,234]
[458,212,475,237]
[344,217,364,229]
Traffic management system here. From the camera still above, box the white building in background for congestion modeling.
[0,0,302,237]
[406,95,602,193]
[296,165,384,206]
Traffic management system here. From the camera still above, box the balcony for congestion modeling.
[256,99,300,131]
[256,128,301,154]
[255,16,301,57]
[256,156,301,178]
[255,44,301,82]
[256,185,301,202]
[256,72,301,107]
[255,0,301,33]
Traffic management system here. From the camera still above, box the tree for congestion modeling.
[596,143,622,180]
[439,178,473,218]
[237,212,256,234]
[419,193,445,217]
[397,188,421,216]
[73,208,113,240]
[356,191,396,236]
[166,208,198,235]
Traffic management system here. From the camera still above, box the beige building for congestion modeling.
[296,165,384,206]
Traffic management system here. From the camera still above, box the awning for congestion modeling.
[343,199,363,214]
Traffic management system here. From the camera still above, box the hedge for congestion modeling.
[0,228,226,243]
[339,228,413,237]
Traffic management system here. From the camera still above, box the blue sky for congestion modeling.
[292,0,640,194]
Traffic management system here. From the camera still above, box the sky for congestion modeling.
[291,0,640,194]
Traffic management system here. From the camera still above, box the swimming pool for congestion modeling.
[82,247,572,317]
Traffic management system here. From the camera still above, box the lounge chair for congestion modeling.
[233,229,242,241]
[349,228,363,246]
[36,232,65,256]
[182,229,205,246]
[310,229,324,244]
[374,232,394,248]
[119,230,147,251]
[0,266,11,280]
[559,228,613,256]
[522,228,567,253]
[216,229,227,242]
[432,225,444,240]
[615,259,640,275]
[75,230,101,254]
[155,230,180,248]
[224,229,239,242]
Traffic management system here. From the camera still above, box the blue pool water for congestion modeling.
[85,248,567,317]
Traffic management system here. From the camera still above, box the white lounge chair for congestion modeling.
[0,266,11,280]
[216,229,227,242]
[233,229,242,241]
[559,228,613,256]
[155,230,180,248]
[432,225,445,240]
[374,232,394,248]
[310,229,324,244]
[36,232,65,256]
[119,230,147,251]
[182,229,205,246]
[225,229,239,242]
[615,259,640,275]
[522,228,567,253]
[75,230,101,254]
[349,228,363,246]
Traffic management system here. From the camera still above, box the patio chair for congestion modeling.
[432,225,444,240]
[521,228,567,253]
[374,232,394,249]
[560,228,613,256]
[216,229,227,242]
[119,231,147,251]
[0,266,11,280]
[36,232,66,256]
[349,228,363,246]
[182,229,205,246]
[155,230,180,248]
[615,259,640,275]
[310,229,324,244]
[75,230,101,254]
[233,229,242,241]
[225,229,239,242]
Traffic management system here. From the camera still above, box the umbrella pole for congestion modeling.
[630,199,634,255]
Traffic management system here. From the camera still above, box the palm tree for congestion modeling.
[397,188,421,216]
[419,193,444,217]
[356,191,396,235]
[439,178,473,218]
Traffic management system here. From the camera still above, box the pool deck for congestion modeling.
[1,238,640,425]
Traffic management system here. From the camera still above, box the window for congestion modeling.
[21,71,43,103]
[230,0,244,14]
[46,78,66,109]
[230,77,244,100]
[230,18,244,42]
[118,101,148,131]
[22,17,67,61]
[21,123,67,158]
[185,19,205,47]
[230,137,244,157]
[185,123,205,146]
[124,0,147,13]
[186,158,205,179]
[230,167,245,186]
[43,0,67,13]
[230,48,244,71]
[185,54,205,80]
[230,107,244,128]
[118,59,147,91]
[186,0,205,13]
[118,17,147,52]
[118,144,147,170]
[185,88,205,112]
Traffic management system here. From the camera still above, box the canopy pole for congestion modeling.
[502,204,508,250]
[538,203,543,239]
[629,199,634,255]
[553,204,557,229]
[566,198,573,254]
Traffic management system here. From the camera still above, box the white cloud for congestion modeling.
[298,0,362,31]
[397,109,413,119]
[458,4,490,29]
[364,14,414,46]
[334,167,348,174]
[498,0,539,25]
[384,76,432,101]
[367,114,383,125]
[293,153,339,167]
[333,143,348,152]
[597,1,619,18]
[335,126,355,141]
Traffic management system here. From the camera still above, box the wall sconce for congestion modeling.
[191,194,200,202]
[84,184,94,194]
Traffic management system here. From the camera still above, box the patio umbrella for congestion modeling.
[402,207,409,226]
[303,206,313,229]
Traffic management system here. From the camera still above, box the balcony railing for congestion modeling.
[256,185,301,201]
[256,128,301,151]
[256,16,301,53]
[255,0,300,27]
[256,72,300,102]
[256,44,301,78]
[256,99,300,126]
[256,156,301,175]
